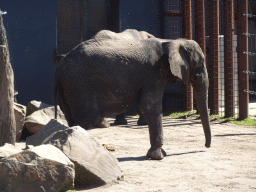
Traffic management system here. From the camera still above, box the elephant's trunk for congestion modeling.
[191,69,211,148]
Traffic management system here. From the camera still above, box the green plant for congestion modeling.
[168,111,256,127]
[229,117,256,126]
[167,111,198,118]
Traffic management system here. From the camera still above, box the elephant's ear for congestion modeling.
[162,41,190,83]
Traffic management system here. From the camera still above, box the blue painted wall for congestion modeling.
[0,0,57,105]
[120,0,164,38]
[0,0,164,106]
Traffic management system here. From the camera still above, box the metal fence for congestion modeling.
[164,0,250,119]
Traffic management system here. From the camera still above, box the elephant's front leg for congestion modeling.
[140,97,166,160]
[146,112,167,160]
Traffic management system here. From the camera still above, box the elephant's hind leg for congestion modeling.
[71,104,102,129]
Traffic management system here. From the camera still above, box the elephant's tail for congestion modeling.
[54,70,59,120]
[54,64,75,126]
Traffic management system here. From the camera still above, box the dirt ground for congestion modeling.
[76,114,256,192]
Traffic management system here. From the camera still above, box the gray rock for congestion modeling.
[46,126,123,187]
[0,144,75,192]
[14,102,26,140]
[27,122,123,187]
[42,106,67,124]
[26,100,51,116]
[24,106,68,134]
[24,109,51,134]
[26,119,69,146]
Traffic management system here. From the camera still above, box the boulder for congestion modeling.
[42,106,67,123]
[24,106,68,134]
[26,119,69,146]
[26,122,123,188]
[0,143,23,160]
[26,100,51,116]
[14,102,26,140]
[0,144,75,192]
[24,109,51,134]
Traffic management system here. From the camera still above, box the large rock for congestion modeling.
[24,106,68,134]
[14,102,26,140]
[27,122,123,188]
[26,119,69,145]
[26,100,51,116]
[0,143,23,160]
[0,144,75,192]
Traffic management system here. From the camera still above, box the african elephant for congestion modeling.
[54,29,211,160]
[94,29,153,127]
[92,29,155,41]
[114,112,148,126]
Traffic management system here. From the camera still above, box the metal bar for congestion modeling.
[242,32,256,37]
[244,90,256,95]
[243,51,256,56]
[182,0,193,111]
[243,70,256,75]
[110,0,121,33]
[243,13,256,17]
[238,0,249,119]
[165,11,183,17]
[224,0,235,117]
[209,0,220,115]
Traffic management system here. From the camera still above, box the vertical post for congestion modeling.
[79,0,85,42]
[237,0,249,119]
[0,11,16,146]
[209,0,220,115]
[182,0,193,111]
[110,0,120,33]
[224,0,235,117]
[195,0,206,57]
[194,0,206,113]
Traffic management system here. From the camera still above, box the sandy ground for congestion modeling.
[9,102,256,192]
[75,113,256,192]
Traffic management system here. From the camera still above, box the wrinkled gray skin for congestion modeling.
[94,29,153,126]
[54,29,211,160]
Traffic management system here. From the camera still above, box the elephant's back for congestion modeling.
[59,38,163,94]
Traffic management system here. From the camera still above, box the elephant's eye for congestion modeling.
[194,68,202,78]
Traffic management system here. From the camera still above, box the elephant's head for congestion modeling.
[162,39,211,148]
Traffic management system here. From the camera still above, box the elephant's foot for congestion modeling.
[95,118,110,128]
[137,116,148,125]
[114,119,128,125]
[146,148,167,160]
[114,114,128,125]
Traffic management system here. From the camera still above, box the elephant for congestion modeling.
[94,29,154,126]
[54,29,211,160]
[92,29,155,41]
[114,112,148,126]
